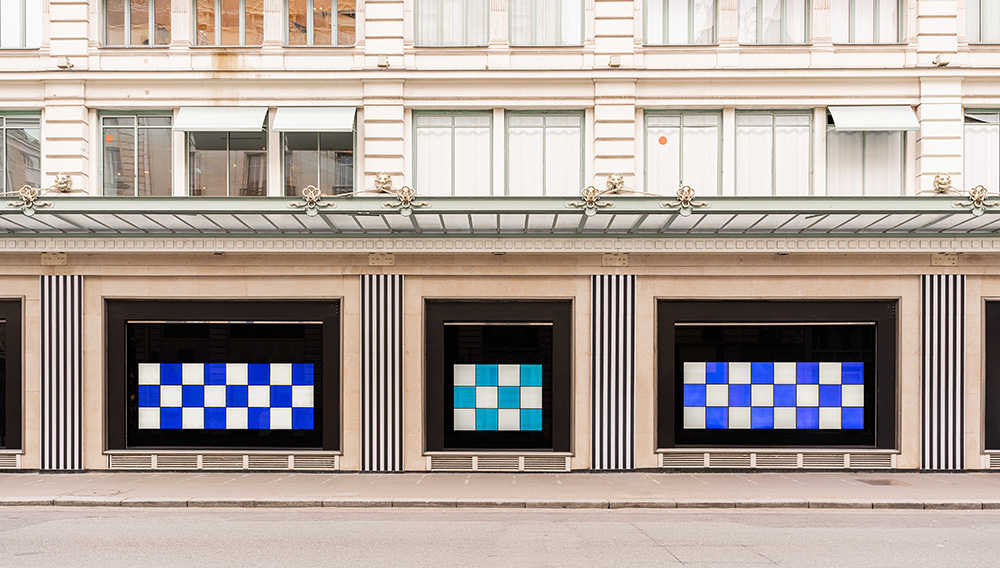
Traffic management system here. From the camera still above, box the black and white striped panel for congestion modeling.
[41,275,83,471]
[361,274,404,472]
[592,275,636,470]
[921,274,965,470]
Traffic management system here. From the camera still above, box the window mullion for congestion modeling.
[133,123,140,196]
[226,133,231,196]
[451,118,458,195]
[861,132,867,195]
[757,0,763,43]
[678,115,685,186]
[771,117,777,195]
[848,0,854,43]
[688,0,695,44]
[240,0,246,46]
[308,0,314,46]
[541,121,547,195]
[215,0,222,45]
[123,0,131,47]
[150,0,156,46]
[872,0,879,43]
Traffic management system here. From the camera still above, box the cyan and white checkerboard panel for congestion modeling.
[682,362,864,430]
[453,364,542,431]
[137,363,315,430]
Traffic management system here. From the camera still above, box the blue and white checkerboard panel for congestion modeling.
[682,362,864,430]
[453,364,543,431]
[136,363,315,430]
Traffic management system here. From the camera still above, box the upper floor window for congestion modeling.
[967,0,1000,44]
[287,0,356,46]
[275,107,356,196]
[106,0,172,47]
[414,112,492,196]
[101,115,173,196]
[0,0,41,48]
[645,0,716,45]
[195,0,263,46]
[507,111,583,196]
[415,0,488,47]
[831,0,900,44]
[175,107,268,196]
[825,107,913,196]
[1,115,41,195]
[509,0,583,47]
[738,0,809,45]
[646,112,720,195]
[736,111,811,195]
[966,111,1000,192]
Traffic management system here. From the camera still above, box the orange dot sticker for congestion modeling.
[105,134,114,143]
[658,136,668,145]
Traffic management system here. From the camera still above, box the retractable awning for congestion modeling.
[828,106,920,131]
[173,107,268,132]
[272,107,356,132]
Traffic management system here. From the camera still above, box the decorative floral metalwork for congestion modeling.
[6,185,53,216]
[288,185,335,216]
[662,185,709,216]
[373,173,428,216]
[566,174,628,216]
[955,185,1000,216]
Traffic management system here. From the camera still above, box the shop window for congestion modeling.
[287,0,355,46]
[274,107,356,197]
[0,0,41,48]
[101,115,173,196]
[0,301,22,450]
[105,0,171,47]
[195,0,264,46]
[415,0,488,47]
[657,301,896,449]
[735,111,811,196]
[645,0,716,45]
[106,301,340,450]
[967,0,1000,44]
[738,0,809,45]
[425,301,572,452]
[506,112,583,196]
[1,115,41,195]
[965,111,1000,192]
[509,0,583,47]
[831,0,901,44]
[645,112,721,195]
[414,112,492,196]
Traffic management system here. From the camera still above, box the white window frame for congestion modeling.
[0,0,41,49]
[644,111,723,195]
[104,0,171,47]
[0,114,42,195]
[100,113,174,196]
[414,0,489,47]
[508,0,584,47]
[644,0,717,45]
[505,110,584,196]
[735,110,813,196]
[413,111,493,196]
[285,0,357,46]
[739,0,810,45]
[194,0,262,47]
[831,0,902,44]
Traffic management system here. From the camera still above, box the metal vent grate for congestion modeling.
[802,454,847,469]
[201,455,245,470]
[155,455,199,470]
[249,455,292,470]
[755,453,799,468]
[109,454,154,469]
[522,456,570,472]
[659,453,706,468]
[847,454,893,469]
[290,455,339,471]
[708,453,752,468]
[0,454,19,469]
[477,456,520,471]
[991,454,1000,470]
[429,456,475,472]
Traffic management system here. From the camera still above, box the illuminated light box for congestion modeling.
[453,364,543,431]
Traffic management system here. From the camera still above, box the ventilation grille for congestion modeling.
[201,455,245,470]
[659,452,895,470]
[660,453,707,468]
[155,455,199,470]
[109,454,154,469]
[989,454,1000,470]
[523,456,570,472]
[0,454,19,469]
[249,455,292,470]
[429,456,475,472]
[755,453,799,468]
[848,453,893,469]
[477,456,520,472]
[802,454,848,469]
[427,455,570,472]
[291,455,338,471]
[708,453,752,468]
[107,453,339,471]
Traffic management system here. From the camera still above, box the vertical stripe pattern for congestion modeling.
[921,274,965,470]
[592,275,636,470]
[41,275,83,471]
[361,274,403,472]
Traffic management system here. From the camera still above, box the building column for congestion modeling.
[593,80,637,190]
[360,275,404,472]
[916,77,964,193]
[362,80,406,188]
[43,82,89,193]
[40,275,83,471]
[591,275,635,470]
[593,0,634,68]
[921,274,965,470]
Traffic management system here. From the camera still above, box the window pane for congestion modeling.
[0,0,22,48]
[415,126,453,196]
[853,0,875,44]
[454,126,491,196]
[508,115,544,127]
[966,123,1000,192]
[196,0,216,45]
[863,131,902,196]
[693,0,715,44]
[508,126,544,196]
[154,0,171,45]
[104,116,136,127]
[5,124,41,193]
[560,0,583,45]
[647,124,681,194]
[220,0,241,45]
[736,122,773,195]
[544,125,581,196]
[132,0,150,46]
[760,0,781,44]
[288,0,308,45]
[830,0,848,43]
[104,127,137,196]
[509,0,533,45]
[784,0,807,44]
[245,0,265,45]
[878,0,898,43]
[25,0,42,47]
[984,0,1000,43]
[668,0,689,44]
[337,0,356,45]
[968,0,981,43]
[314,0,333,45]
[826,130,864,196]
[319,132,352,194]
[138,116,171,127]
[455,115,490,127]
[683,124,720,195]
[441,0,464,46]
[189,132,228,196]
[774,124,810,195]
[646,0,665,44]
[283,132,318,196]
[106,0,127,46]
[229,132,267,196]
[738,0,756,44]
[137,126,173,196]
[537,0,558,46]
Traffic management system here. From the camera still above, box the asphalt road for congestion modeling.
[1,508,998,567]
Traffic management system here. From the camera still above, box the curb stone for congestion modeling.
[255,498,323,508]
[121,498,189,508]
[525,500,609,509]
[323,498,392,508]
[187,498,255,508]
[456,499,526,508]
[392,498,457,508]
[808,501,873,509]
[609,499,677,509]
[675,500,736,509]
[735,500,808,509]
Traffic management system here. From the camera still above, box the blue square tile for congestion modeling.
[160,407,182,429]
[751,407,774,429]
[774,385,797,407]
[520,408,542,431]
[796,363,819,384]
[248,408,270,429]
[796,407,819,429]
[705,363,729,384]
[520,365,543,386]
[476,365,498,386]
[248,364,270,385]
[476,408,498,431]
[454,386,476,409]
[819,385,842,407]
[729,384,751,407]
[706,407,728,429]
[137,385,160,407]
[226,385,248,407]
[204,364,227,385]
[498,387,520,409]
[204,408,227,429]
[159,363,182,385]
[684,384,706,407]
[751,363,774,384]
[292,407,314,429]
[842,407,864,429]
[182,385,204,407]
[292,363,314,385]
[271,385,292,408]
[841,362,864,385]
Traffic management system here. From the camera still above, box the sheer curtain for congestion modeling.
[417,0,488,46]
[774,116,810,195]
[683,119,720,195]
[415,116,454,197]
[826,131,864,196]
[453,116,491,196]
[1,0,42,48]
[507,116,545,196]
[507,114,581,196]
[876,0,898,43]
[510,0,583,46]
[543,116,582,196]
[646,116,682,194]
[736,115,774,195]
[965,118,1000,191]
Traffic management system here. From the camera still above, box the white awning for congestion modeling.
[272,107,356,132]
[173,107,268,132]
[828,106,919,131]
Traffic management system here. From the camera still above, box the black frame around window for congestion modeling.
[106,300,340,450]
[984,302,1000,450]
[0,300,22,450]
[657,300,897,449]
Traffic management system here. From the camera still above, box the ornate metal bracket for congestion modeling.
[374,173,428,216]
[288,185,336,216]
[954,185,1000,216]
[662,185,709,216]
[566,174,625,216]
[6,185,52,216]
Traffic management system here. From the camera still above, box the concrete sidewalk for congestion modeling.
[2,471,1000,510]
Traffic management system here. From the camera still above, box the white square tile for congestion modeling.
[226,364,248,385]
[796,385,819,407]
[270,364,292,385]
[248,385,270,408]
[729,362,751,384]
[842,385,864,407]
[292,385,314,408]
[705,384,728,407]
[498,409,520,431]
[683,362,706,384]
[819,407,841,429]
[270,407,292,429]
[521,386,543,409]
[684,407,706,429]
[160,386,182,407]
[182,364,204,385]
[773,407,797,429]
[476,386,498,409]
[773,363,797,384]
[182,407,204,429]
[751,385,773,407]
[498,365,521,386]
[453,365,477,386]
[819,363,842,384]
[138,407,159,429]
[204,386,226,407]
[226,407,248,429]
[138,364,160,385]
[454,408,476,431]
[729,407,751,429]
